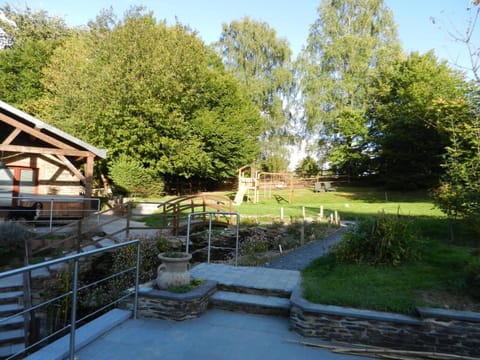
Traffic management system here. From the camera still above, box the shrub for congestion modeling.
[333,211,420,266]
[108,155,164,197]
[0,222,32,263]
[465,256,480,299]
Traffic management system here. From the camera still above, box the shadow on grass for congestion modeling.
[335,187,432,204]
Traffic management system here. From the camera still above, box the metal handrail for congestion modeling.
[1,196,102,230]
[185,211,240,266]
[0,239,140,360]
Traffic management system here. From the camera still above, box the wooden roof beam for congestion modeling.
[57,154,86,181]
[0,113,77,151]
[2,128,21,145]
[0,144,90,157]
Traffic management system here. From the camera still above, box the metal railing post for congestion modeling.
[49,199,54,230]
[185,211,240,266]
[186,214,192,254]
[126,203,131,239]
[133,241,140,320]
[207,213,213,264]
[69,259,79,360]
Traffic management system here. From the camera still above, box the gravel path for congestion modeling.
[263,223,351,271]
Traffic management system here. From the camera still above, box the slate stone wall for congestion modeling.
[289,286,480,357]
[123,280,217,321]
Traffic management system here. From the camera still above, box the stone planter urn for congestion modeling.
[156,252,192,290]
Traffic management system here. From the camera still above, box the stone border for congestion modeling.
[289,285,480,357]
[132,280,218,321]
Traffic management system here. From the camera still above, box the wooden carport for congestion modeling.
[0,100,107,202]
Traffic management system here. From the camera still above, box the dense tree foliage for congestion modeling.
[298,0,401,177]
[295,156,320,177]
[0,4,71,106]
[214,17,293,171]
[0,0,478,208]
[432,88,480,232]
[32,9,261,188]
[369,52,468,189]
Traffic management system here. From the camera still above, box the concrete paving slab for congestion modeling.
[190,263,301,293]
[0,274,23,289]
[76,309,372,360]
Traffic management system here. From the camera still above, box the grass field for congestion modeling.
[237,186,477,315]
[234,186,479,314]
[143,186,479,314]
[234,186,443,220]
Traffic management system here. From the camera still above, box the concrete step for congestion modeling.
[217,283,292,298]
[211,291,290,316]
[0,328,24,345]
[0,315,24,331]
[0,291,23,306]
[0,274,23,293]
[25,308,132,360]
[131,202,161,216]
[0,342,24,358]
[0,304,23,317]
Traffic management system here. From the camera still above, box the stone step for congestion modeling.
[0,328,24,345]
[0,315,24,331]
[0,274,23,293]
[0,342,24,359]
[211,291,290,316]
[0,291,23,305]
[131,202,161,215]
[216,284,292,298]
[0,303,23,317]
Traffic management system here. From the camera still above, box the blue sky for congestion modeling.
[10,0,479,78]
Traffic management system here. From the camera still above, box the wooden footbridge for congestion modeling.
[157,193,235,235]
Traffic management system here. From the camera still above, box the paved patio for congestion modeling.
[75,309,370,360]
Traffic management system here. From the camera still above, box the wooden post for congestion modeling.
[76,219,82,252]
[288,177,294,204]
[84,155,94,217]
[126,203,131,239]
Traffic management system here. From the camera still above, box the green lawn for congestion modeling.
[234,186,443,220]
[142,186,479,314]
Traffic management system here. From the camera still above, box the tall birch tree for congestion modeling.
[298,0,401,176]
[214,17,293,171]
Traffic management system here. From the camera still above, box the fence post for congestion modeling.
[76,219,82,252]
[133,242,140,320]
[126,203,131,239]
[69,259,79,360]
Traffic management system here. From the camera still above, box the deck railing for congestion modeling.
[0,240,140,360]
[0,196,102,230]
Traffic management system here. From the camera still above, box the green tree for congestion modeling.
[295,156,320,177]
[214,17,293,167]
[0,4,71,107]
[431,91,480,233]
[369,52,468,189]
[34,8,261,188]
[298,0,401,177]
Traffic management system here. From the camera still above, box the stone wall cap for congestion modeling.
[417,307,480,322]
[290,285,421,325]
[139,280,217,300]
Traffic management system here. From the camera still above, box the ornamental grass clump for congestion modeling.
[333,211,420,266]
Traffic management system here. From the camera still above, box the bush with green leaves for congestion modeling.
[333,212,420,266]
[0,222,32,263]
[108,155,164,197]
[465,256,480,299]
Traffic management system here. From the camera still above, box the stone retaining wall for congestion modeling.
[123,280,217,321]
[289,286,480,357]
